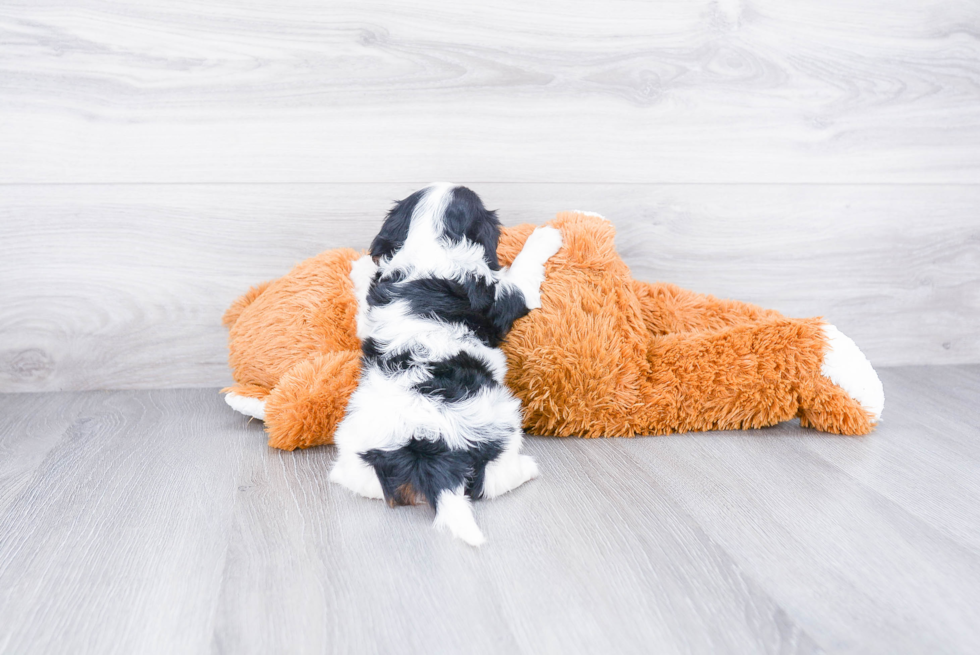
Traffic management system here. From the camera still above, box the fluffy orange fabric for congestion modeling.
[224,248,360,392]
[224,213,874,450]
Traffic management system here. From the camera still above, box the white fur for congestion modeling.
[225,392,266,421]
[498,226,563,309]
[382,183,496,285]
[571,210,608,220]
[331,184,562,545]
[482,452,540,499]
[337,365,524,453]
[350,255,379,340]
[329,452,385,499]
[361,302,509,385]
[821,324,885,423]
[433,488,485,547]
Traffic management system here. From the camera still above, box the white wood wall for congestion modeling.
[1,0,978,391]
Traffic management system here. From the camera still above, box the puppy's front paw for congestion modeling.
[505,226,563,310]
[350,254,379,284]
[520,285,544,310]
[525,226,563,263]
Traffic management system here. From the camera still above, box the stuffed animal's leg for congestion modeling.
[632,282,883,434]
[798,325,884,434]
[223,384,270,420]
[641,318,882,435]
[263,351,362,450]
[633,281,784,335]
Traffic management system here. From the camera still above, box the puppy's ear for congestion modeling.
[370,190,424,262]
[443,187,502,270]
[466,208,501,270]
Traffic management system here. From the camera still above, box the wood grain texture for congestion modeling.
[1,0,979,183]
[0,389,251,655]
[2,0,978,390]
[1,366,979,654]
[618,366,980,655]
[1,183,977,392]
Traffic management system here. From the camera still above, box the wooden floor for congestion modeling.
[0,365,977,654]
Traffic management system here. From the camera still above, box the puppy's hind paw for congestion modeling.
[519,454,540,482]
[481,453,540,499]
[329,456,385,500]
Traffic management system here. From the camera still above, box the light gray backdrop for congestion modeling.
[1,0,978,392]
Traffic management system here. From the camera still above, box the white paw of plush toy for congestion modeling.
[821,324,885,423]
[225,393,266,421]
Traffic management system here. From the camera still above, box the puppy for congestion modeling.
[329,183,562,545]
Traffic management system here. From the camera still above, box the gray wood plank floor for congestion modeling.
[1,365,978,655]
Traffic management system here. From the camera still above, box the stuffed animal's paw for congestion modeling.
[820,324,884,424]
[225,392,267,421]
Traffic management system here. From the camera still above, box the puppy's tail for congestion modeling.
[360,438,486,547]
[433,488,485,547]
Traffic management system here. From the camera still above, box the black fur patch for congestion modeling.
[360,437,505,508]
[361,337,415,373]
[369,190,425,262]
[488,285,531,339]
[440,187,502,271]
[414,352,496,402]
[367,275,528,348]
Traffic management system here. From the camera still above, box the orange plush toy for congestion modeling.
[223,212,883,450]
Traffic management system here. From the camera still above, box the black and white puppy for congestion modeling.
[329,183,562,546]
